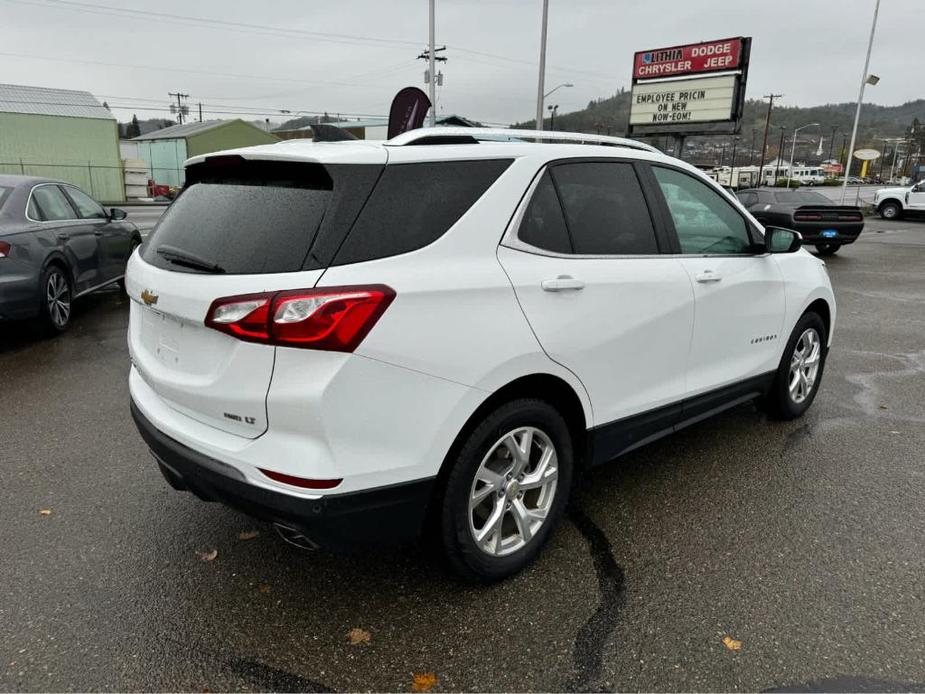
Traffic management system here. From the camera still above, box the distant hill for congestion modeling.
[515,94,925,163]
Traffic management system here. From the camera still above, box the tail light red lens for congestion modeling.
[258,468,343,489]
[0,241,11,258]
[794,212,822,221]
[204,284,395,352]
[837,213,863,221]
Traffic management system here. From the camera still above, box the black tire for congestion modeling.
[440,398,574,583]
[764,311,827,420]
[38,264,73,335]
[814,243,840,256]
[879,201,901,220]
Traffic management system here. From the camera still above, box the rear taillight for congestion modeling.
[837,212,863,221]
[794,212,822,221]
[0,241,11,258]
[204,284,395,352]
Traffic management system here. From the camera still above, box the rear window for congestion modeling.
[142,162,334,274]
[331,159,512,266]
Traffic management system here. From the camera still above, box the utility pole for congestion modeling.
[719,142,726,168]
[730,136,739,177]
[428,0,436,127]
[535,0,549,131]
[841,0,881,202]
[198,102,203,122]
[751,128,758,165]
[828,126,838,162]
[758,93,783,186]
[774,126,786,183]
[168,92,189,124]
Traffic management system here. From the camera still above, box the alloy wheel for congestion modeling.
[46,271,71,328]
[788,328,821,404]
[468,426,558,557]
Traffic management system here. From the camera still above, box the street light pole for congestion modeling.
[535,0,549,131]
[828,126,838,162]
[789,123,820,188]
[841,0,881,202]
[774,127,785,183]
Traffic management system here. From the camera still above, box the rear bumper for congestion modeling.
[0,269,40,320]
[794,223,864,245]
[130,400,435,550]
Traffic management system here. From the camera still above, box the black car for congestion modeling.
[0,175,141,333]
[736,189,864,256]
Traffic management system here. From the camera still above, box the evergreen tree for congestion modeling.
[127,114,141,138]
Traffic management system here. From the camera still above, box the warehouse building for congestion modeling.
[132,120,280,187]
[0,83,123,201]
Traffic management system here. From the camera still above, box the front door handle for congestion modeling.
[694,270,722,283]
[541,275,585,292]
[93,230,104,236]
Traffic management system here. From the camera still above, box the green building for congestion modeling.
[0,83,124,201]
[132,120,280,187]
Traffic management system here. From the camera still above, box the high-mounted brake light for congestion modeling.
[0,241,11,258]
[204,284,395,352]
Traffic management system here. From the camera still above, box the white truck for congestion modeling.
[873,180,925,219]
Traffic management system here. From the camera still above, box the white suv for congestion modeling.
[127,128,835,582]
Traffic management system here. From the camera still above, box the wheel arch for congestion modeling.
[40,251,75,289]
[877,197,903,212]
[424,373,590,530]
[804,297,833,347]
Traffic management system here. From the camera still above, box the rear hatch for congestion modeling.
[127,152,385,438]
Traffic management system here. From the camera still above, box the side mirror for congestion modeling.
[765,226,802,253]
[110,207,127,221]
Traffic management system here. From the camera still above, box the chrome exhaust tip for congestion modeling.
[273,523,319,551]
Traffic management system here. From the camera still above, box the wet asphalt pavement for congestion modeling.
[1,218,924,692]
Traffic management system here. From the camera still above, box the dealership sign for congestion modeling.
[633,38,745,79]
[630,75,737,126]
[628,37,751,137]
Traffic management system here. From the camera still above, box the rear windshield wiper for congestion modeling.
[156,245,226,274]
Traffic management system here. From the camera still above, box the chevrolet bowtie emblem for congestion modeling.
[141,289,159,306]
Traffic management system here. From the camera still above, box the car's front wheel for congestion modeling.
[879,201,901,220]
[38,265,72,334]
[764,312,827,420]
[814,243,840,256]
[440,399,573,583]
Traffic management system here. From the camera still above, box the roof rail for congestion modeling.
[385,127,660,153]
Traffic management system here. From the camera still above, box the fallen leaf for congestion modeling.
[238,530,260,541]
[412,673,437,692]
[347,628,371,645]
[880,404,889,410]
[890,430,900,435]
[722,635,742,651]
[198,549,218,562]
[38,509,52,516]
[258,583,271,594]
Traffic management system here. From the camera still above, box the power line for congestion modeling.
[4,0,618,82]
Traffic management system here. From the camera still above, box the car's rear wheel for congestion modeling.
[814,243,840,256]
[764,312,827,420]
[879,201,901,220]
[39,265,72,334]
[440,398,573,583]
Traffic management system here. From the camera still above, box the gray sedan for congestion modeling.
[0,175,141,333]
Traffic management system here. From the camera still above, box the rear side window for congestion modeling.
[517,172,571,253]
[551,162,658,255]
[31,185,77,221]
[332,159,512,266]
[142,162,334,274]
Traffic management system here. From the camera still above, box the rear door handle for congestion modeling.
[93,230,104,236]
[694,270,722,283]
[541,275,585,292]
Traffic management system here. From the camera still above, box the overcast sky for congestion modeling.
[2,0,921,126]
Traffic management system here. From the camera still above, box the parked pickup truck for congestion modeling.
[873,181,925,220]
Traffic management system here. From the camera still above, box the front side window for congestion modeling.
[550,161,658,255]
[652,167,753,255]
[64,187,107,219]
[31,185,77,222]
